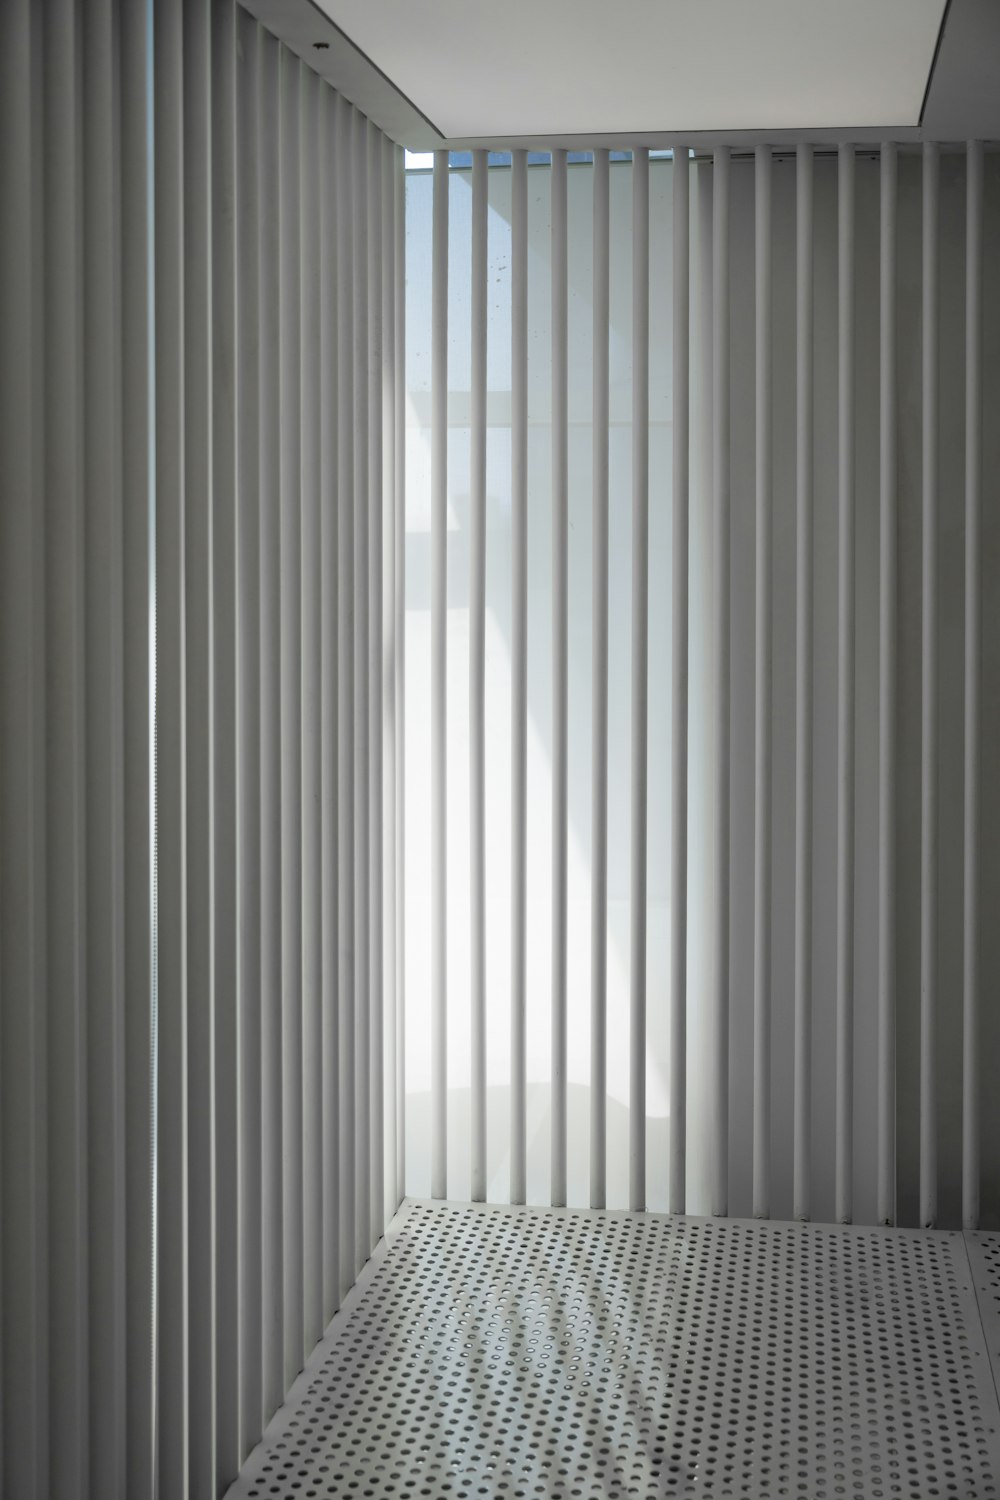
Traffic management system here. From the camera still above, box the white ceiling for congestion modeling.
[313,0,948,139]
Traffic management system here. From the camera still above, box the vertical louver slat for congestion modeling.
[670,145,690,1218]
[551,148,569,1210]
[394,142,407,1209]
[794,142,814,1224]
[300,62,323,1352]
[257,23,284,1423]
[631,147,650,1215]
[712,146,731,1219]
[354,108,372,1264]
[753,144,772,1222]
[430,148,449,1203]
[120,0,155,1486]
[835,144,856,1228]
[86,0,130,1485]
[510,148,529,1208]
[211,0,239,1481]
[319,71,341,1321]
[279,44,304,1381]
[962,139,984,1232]
[336,95,357,1304]
[182,0,215,1488]
[45,0,87,1489]
[235,7,262,1444]
[470,148,488,1205]
[7,1,49,1494]
[590,147,610,1213]
[369,121,385,1247]
[382,131,397,1233]
[154,0,190,1486]
[920,141,939,1230]
[877,141,897,1230]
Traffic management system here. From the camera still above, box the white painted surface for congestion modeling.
[317,0,945,137]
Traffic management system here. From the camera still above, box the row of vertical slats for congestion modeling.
[420,141,990,1232]
[166,10,402,1491]
[0,0,157,1494]
[0,5,401,1495]
[740,142,995,1232]
[746,141,986,1228]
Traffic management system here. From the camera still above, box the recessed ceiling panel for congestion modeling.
[314,0,947,138]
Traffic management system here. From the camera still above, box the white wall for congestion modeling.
[403,150,1000,1228]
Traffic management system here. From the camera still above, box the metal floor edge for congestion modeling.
[226,1199,1000,1499]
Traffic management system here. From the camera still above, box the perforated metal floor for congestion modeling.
[228,1201,1000,1499]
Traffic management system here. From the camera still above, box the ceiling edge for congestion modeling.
[238,0,446,145]
[246,0,999,152]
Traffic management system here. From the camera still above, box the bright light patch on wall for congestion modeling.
[401,152,676,1211]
